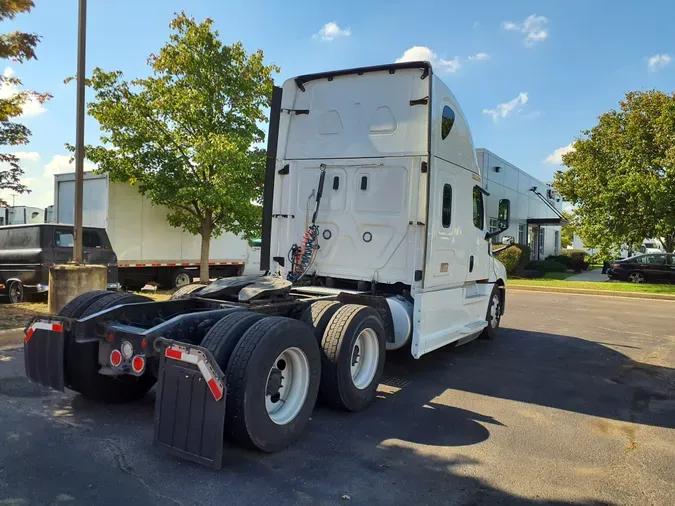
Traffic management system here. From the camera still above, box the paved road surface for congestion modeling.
[1,292,674,505]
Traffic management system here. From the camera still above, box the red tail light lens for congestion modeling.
[132,355,145,374]
[611,263,620,269]
[110,349,122,367]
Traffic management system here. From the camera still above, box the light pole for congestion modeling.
[73,0,87,263]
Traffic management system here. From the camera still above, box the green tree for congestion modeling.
[560,210,574,249]
[0,0,50,205]
[554,90,675,255]
[79,13,278,282]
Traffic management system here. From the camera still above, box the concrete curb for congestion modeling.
[509,285,675,301]
[0,328,25,348]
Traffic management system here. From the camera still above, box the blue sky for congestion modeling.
[2,0,674,208]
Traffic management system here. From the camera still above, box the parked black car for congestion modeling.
[0,223,119,303]
[607,254,675,284]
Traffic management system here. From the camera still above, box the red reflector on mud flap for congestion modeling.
[25,321,64,343]
[165,348,182,360]
[164,345,224,401]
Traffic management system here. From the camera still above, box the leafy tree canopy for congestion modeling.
[554,90,675,256]
[78,13,279,281]
[0,0,50,206]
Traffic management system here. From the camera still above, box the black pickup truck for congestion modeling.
[0,223,119,303]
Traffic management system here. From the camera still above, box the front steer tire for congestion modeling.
[480,286,502,340]
[319,304,386,412]
[225,317,321,452]
[64,292,155,403]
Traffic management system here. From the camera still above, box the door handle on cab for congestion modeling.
[469,255,474,273]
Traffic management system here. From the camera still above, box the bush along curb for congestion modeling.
[508,285,675,301]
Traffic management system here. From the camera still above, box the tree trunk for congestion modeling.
[664,234,674,254]
[199,219,212,284]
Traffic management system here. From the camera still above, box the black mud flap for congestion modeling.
[23,318,67,391]
[153,339,227,470]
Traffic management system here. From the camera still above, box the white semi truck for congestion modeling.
[53,173,261,288]
[24,61,510,468]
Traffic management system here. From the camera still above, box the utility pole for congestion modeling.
[11,194,17,206]
[73,0,87,263]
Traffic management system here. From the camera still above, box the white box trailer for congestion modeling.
[54,172,259,288]
[1,206,46,225]
[26,62,510,468]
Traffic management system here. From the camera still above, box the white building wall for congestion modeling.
[477,148,562,259]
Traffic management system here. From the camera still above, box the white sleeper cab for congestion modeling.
[24,62,510,468]
[269,61,509,358]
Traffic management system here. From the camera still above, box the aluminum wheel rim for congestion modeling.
[351,328,379,390]
[175,273,191,288]
[629,273,644,283]
[9,283,22,303]
[265,347,310,425]
[489,294,501,328]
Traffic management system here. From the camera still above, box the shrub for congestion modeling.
[525,260,568,272]
[545,255,572,269]
[561,249,589,272]
[494,245,521,275]
[494,243,531,275]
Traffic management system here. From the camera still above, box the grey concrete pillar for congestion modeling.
[48,265,107,314]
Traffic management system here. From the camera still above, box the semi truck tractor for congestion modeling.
[24,61,510,469]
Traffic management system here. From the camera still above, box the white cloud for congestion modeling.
[647,53,672,72]
[482,92,529,121]
[10,151,41,161]
[468,52,490,61]
[544,143,575,165]
[396,46,461,73]
[472,21,480,28]
[314,22,351,41]
[0,67,48,117]
[0,153,98,209]
[44,154,96,178]
[502,15,549,46]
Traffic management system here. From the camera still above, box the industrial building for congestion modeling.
[477,148,563,260]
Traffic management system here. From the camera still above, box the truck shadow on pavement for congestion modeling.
[385,327,675,430]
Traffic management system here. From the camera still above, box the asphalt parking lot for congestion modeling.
[1,291,674,505]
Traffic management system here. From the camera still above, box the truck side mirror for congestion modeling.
[497,199,510,232]
[485,198,511,240]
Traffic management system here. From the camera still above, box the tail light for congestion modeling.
[132,355,146,374]
[611,263,620,269]
[110,349,122,367]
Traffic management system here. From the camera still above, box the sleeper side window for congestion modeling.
[442,184,452,228]
[441,106,455,140]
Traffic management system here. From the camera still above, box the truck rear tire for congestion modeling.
[80,293,150,318]
[171,269,194,289]
[65,292,155,403]
[319,304,386,412]
[58,290,113,318]
[200,311,264,372]
[225,317,321,452]
[170,283,206,299]
[300,301,341,341]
